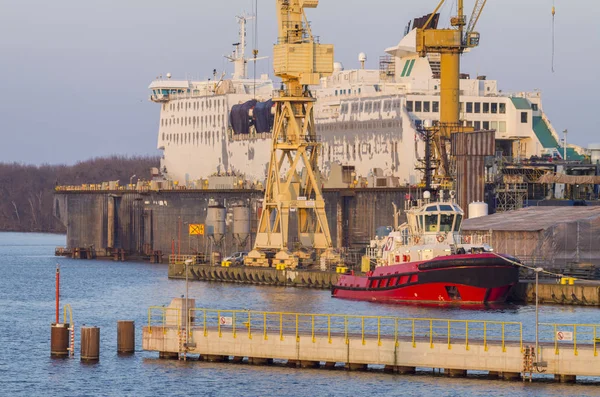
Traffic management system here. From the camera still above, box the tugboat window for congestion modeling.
[425,214,438,232]
[439,214,454,232]
[455,214,463,230]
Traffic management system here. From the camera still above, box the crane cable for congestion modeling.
[551,1,555,73]
[252,0,258,98]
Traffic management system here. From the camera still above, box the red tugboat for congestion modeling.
[332,192,520,304]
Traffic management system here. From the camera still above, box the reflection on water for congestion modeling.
[1,232,599,396]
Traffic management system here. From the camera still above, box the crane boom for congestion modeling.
[463,0,487,48]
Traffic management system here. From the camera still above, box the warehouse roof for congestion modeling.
[461,206,600,232]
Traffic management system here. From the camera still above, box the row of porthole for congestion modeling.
[161,114,226,128]
[161,129,224,145]
[316,119,401,132]
[163,98,226,112]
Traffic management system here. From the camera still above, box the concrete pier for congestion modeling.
[143,304,600,382]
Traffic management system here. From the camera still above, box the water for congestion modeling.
[1,232,600,396]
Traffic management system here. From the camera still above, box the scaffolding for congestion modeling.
[496,182,528,212]
[379,55,395,81]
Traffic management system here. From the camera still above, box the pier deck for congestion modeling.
[143,305,600,382]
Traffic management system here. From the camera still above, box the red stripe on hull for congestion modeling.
[332,282,514,304]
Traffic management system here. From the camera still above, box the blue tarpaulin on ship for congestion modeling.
[230,99,257,134]
[254,99,274,133]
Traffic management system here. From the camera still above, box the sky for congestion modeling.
[0,0,598,165]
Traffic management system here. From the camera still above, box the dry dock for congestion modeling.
[143,303,600,382]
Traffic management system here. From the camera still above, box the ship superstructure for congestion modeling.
[149,13,578,188]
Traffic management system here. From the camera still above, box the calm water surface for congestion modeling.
[1,232,600,396]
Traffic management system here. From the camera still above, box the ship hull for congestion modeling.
[332,254,519,304]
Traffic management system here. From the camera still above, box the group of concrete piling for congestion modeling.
[50,320,135,361]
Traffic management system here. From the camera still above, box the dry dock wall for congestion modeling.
[54,188,409,256]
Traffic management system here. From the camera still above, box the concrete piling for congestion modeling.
[50,323,70,357]
[117,320,135,354]
[81,326,100,361]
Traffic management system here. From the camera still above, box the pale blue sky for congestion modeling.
[1,0,598,165]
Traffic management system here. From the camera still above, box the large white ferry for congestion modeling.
[149,14,580,188]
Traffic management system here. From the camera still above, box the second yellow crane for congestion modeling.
[416,0,487,187]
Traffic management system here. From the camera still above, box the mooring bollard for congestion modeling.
[81,326,100,361]
[50,323,70,357]
[117,320,135,354]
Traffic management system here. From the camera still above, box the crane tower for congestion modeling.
[245,0,334,268]
[416,0,487,187]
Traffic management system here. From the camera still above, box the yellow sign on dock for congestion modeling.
[188,224,204,235]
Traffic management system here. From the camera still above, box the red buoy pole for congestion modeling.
[56,264,60,324]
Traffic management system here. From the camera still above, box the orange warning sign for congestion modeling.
[189,224,204,235]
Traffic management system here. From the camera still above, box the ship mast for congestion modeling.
[225,14,267,80]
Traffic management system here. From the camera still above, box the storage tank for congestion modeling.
[589,143,600,164]
[232,204,251,245]
[206,204,226,243]
[468,202,489,219]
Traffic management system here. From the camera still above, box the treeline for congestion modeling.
[0,155,159,233]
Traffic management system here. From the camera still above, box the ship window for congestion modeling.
[499,121,506,132]
[439,214,454,232]
[359,102,364,112]
[383,100,391,112]
[426,205,437,212]
[483,121,490,130]
[423,101,430,112]
[491,103,498,113]
[415,101,422,112]
[374,102,381,112]
[406,101,413,112]
[351,103,358,113]
[335,90,338,96]
[439,205,453,211]
[432,101,439,112]
[499,103,506,114]
[483,103,489,113]
[491,121,498,130]
[425,214,438,232]
[474,121,481,130]
[393,99,401,109]
[365,102,372,112]
[521,112,528,123]
[466,102,473,113]
[474,102,481,113]
[531,103,538,111]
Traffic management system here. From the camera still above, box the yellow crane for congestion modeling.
[416,0,487,187]
[245,0,334,268]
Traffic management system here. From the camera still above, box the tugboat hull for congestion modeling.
[332,254,519,304]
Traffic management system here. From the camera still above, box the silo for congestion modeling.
[232,204,251,247]
[206,204,226,243]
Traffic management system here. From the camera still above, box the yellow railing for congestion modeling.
[147,306,181,335]
[539,323,600,357]
[147,307,522,351]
